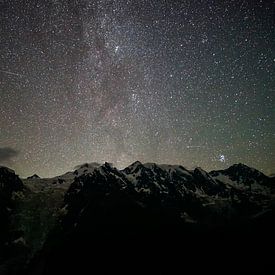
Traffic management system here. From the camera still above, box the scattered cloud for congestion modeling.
[0,147,19,162]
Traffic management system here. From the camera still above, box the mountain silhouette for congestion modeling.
[0,162,274,274]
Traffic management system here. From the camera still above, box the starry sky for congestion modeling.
[0,0,274,177]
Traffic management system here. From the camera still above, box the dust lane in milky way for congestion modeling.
[0,0,274,177]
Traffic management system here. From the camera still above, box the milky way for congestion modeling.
[0,0,274,177]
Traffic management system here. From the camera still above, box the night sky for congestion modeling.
[0,0,274,177]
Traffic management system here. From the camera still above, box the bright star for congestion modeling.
[219,155,225,162]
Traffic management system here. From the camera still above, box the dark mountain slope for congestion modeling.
[26,162,275,274]
[1,162,274,274]
[0,167,25,274]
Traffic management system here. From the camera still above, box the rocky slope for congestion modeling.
[0,162,274,274]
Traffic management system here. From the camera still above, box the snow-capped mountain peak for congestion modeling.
[123,161,144,174]
[73,162,101,175]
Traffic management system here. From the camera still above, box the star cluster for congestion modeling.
[0,0,274,177]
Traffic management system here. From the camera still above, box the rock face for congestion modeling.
[1,162,275,274]
[61,162,274,229]
[0,166,23,242]
[0,166,23,199]
[0,167,24,273]
[29,162,275,274]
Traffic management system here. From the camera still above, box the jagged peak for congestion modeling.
[103,162,113,168]
[72,162,102,177]
[74,162,101,170]
[130,160,143,167]
[226,163,264,176]
[123,162,193,177]
[101,162,115,171]
[27,174,40,179]
[211,163,261,175]
[123,161,144,173]
[230,163,253,170]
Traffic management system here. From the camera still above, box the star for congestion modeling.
[219,155,226,163]
[0,1,273,177]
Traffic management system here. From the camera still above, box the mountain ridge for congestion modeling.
[0,161,274,274]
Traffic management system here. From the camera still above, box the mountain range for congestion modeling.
[0,162,274,274]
